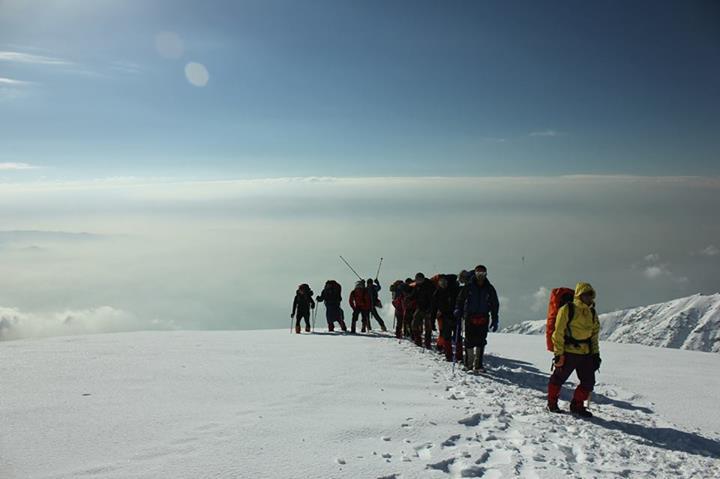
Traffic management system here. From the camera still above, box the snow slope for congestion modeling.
[503,293,720,353]
[1,330,719,478]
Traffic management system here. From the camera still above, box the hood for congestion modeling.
[574,282,596,300]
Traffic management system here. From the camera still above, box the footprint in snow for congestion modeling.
[458,413,491,427]
[426,457,455,473]
[442,434,461,448]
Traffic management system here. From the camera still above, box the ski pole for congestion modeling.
[339,255,363,280]
[375,257,384,280]
[312,307,316,332]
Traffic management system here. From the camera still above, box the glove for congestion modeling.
[490,319,499,332]
[554,354,566,368]
[290,314,294,319]
[592,353,601,371]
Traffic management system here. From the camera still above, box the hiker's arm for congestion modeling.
[490,286,500,322]
[591,313,600,354]
[552,305,568,355]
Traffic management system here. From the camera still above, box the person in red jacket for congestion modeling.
[349,281,372,334]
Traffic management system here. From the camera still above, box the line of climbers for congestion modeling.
[292,271,601,417]
[389,265,499,374]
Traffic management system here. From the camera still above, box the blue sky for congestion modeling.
[1,0,719,179]
[1,1,719,338]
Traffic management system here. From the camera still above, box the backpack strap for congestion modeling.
[564,302,593,348]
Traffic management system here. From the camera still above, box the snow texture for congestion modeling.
[503,293,720,353]
[1,330,719,478]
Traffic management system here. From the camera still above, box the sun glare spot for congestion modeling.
[184,62,209,87]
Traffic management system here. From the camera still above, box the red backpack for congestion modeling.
[546,287,574,352]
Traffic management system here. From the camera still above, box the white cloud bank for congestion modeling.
[0,51,71,66]
[698,245,719,257]
[530,129,565,137]
[0,162,39,170]
[0,77,32,86]
[530,287,550,313]
[0,306,175,341]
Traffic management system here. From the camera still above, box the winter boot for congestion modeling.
[476,346,485,372]
[339,320,348,332]
[547,400,565,414]
[464,347,475,371]
[328,323,335,332]
[570,400,593,418]
[547,383,563,412]
[305,325,311,333]
[295,325,301,334]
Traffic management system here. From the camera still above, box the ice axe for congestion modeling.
[375,257,384,280]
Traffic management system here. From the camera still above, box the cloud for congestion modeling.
[641,260,689,284]
[0,51,72,66]
[698,245,719,257]
[0,162,39,170]
[530,287,549,313]
[498,296,510,314]
[644,253,660,263]
[530,129,565,137]
[108,60,143,75]
[643,265,666,279]
[0,306,176,341]
[0,77,32,86]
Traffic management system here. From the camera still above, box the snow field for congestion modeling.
[1,330,718,478]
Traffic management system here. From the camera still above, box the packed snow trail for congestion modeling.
[1,331,718,478]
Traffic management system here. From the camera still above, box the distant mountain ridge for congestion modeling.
[503,293,720,353]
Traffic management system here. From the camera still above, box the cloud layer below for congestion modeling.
[0,175,718,340]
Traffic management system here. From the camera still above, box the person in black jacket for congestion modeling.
[455,265,500,373]
[432,274,461,362]
[366,278,388,332]
[316,280,347,332]
[292,284,316,334]
[410,272,437,348]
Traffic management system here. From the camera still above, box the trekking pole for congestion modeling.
[290,315,293,334]
[339,255,363,280]
[312,307,317,332]
[375,257,384,280]
[452,319,460,375]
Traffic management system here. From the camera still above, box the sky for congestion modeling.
[0,1,719,339]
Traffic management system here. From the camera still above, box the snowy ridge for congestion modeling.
[503,293,720,353]
[503,319,546,336]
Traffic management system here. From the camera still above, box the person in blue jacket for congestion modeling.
[455,265,500,373]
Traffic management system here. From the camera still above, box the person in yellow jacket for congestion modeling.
[547,282,601,417]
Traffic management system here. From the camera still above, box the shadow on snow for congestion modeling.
[483,355,720,460]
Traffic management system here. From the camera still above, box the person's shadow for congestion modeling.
[482,355,720,459]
